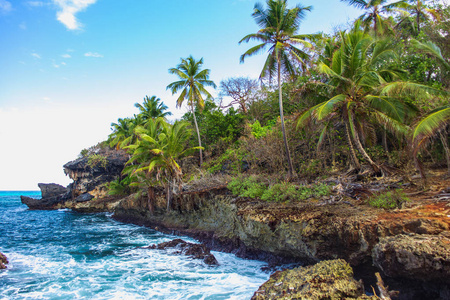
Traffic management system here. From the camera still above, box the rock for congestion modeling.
[63,148,128,199]
[38,183,67,198]
[75,193,94,202]
[372,234,450,284]
[21,183,71,210]
[0,252,8,269]
[251,259,376,300]
[146,239,219,265]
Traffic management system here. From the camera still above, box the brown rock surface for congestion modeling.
[0,252,8,269]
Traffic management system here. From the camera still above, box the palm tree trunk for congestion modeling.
[439,130,450,175]
[277,59,295,179]
[166,183,173,211]
[382,131,389,152]
[147,186,155,213]
[345,122,361,170]
[191,104,203,166]
[351,125,380,174]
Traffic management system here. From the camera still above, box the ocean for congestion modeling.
[0,191,269,299]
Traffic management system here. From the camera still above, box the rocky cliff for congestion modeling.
[113,185,450,300]
[21,147,128,210]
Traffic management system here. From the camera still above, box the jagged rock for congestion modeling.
[251,259,377,300]
[0,252,8,269]
[146,239,219,265]
[75,193,94,202]
[63,148,128,199]
[38,183,67,198]
[372,234,450,284]
[21,183,71,210]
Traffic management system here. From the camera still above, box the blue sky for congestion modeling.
[0,0,364,190]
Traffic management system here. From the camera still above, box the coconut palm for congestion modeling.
[128,118,202,211]
[397,0,441,34]
[340,0,407,36]
[109,115,145,150]
[134,95,172,121]
[296,23,438,174]
[239,0,313,179]
[412,105,450,179]
[166,56,216,166]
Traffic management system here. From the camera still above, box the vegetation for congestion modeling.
[101,0,449,210]
[366,189,409,209]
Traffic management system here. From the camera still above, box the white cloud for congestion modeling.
[31,52,41,59]
[84,52,103,58]
[0,0,12,14]
[53,0,97,30]
[61,62,66,65]
[61,53,71,58]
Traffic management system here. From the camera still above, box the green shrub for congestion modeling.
[227,176,266,198]
[261,182,298,202]
[366,189,409,209]
[207,148,247,174]
[87,154,108,169]
[249,120,272,139]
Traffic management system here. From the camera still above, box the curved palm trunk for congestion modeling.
[345,122,361,170]
[351,124,381,174]
[277,59,295,179]
[191,104,203,166]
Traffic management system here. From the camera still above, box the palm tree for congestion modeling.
[134,95,172,121]
[239,0,313,179]
[412,105,450,180]
[109,115,145,150]
[128,118,202,211]
[340,0,407,36]
[397,0,441,34]
[297,24,437,174]
[166,56,216,166]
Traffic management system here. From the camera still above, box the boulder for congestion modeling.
[75,193,94,202]
[251,259,376,300]
[21,183,71,210]
[372,234,450,284]
[0,252,8,269]
[146,239,219,265]
[38,183,67,198]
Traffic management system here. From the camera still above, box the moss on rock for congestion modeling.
[251,259,377,300]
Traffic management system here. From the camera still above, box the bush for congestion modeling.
[227,175,266,198]
[261,182,298,202]
[366,189,409,209]
[87,154,108,169]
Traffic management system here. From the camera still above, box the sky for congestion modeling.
[0,0,367,190]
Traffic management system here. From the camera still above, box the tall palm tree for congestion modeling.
[399,0,441,34]
[340,0,407,36]
[166,56,216,166]
[239,0,312,179]
[297,23,437,174]
[134,95,172,121]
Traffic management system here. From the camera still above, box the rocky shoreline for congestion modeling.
[18,151,450,299]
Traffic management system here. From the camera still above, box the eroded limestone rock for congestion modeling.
[373,234,450,284]
[251,259,376,300]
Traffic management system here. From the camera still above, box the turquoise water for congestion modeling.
[0,191,269,299]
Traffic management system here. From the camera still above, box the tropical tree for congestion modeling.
[340,0,407,36]
[239,0,313,179]
[397,0,441,34]
[127,118,202,211]
[219,77,259,114]
[166,56,216,166]
[134,95,172,121]
[108,115,145,150]
[296,23,438,174]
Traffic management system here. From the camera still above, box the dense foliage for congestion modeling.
[104,0,449,206]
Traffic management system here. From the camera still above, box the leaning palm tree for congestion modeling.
[239,0,313,179]
[400,0,441,34]
[340,0,407,36]
[134,95,172,121]
[297,23,438,174]
[166,56,216,166]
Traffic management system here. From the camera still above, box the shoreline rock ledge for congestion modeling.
[20,183,70,210]
[0,252,8,269]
